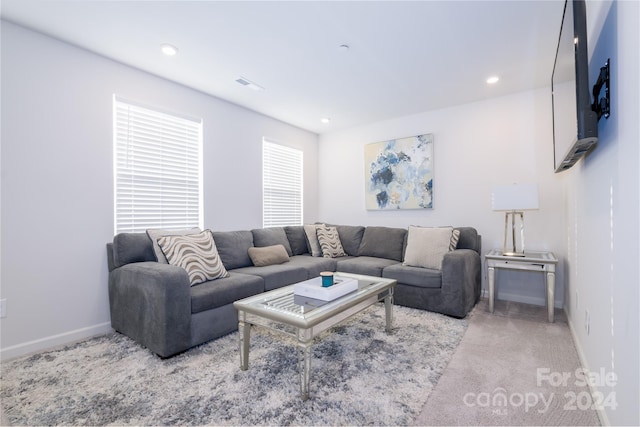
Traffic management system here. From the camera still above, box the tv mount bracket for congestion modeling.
[591,58,610,121]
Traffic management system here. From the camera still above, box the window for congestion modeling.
[262,139,303,227]
[113,96,203,233]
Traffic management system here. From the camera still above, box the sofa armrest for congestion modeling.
[440,249,481,317]
[108,262,192,358]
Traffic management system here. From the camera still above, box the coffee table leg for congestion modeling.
[239,319,250,370]
[297,328,313,400]
[298,342,312,400]
[384,288,394,333]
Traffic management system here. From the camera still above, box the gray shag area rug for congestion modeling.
[1,305,467,426]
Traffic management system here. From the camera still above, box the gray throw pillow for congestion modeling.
[248,244,290,267]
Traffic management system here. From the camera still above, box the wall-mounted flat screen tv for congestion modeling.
[551,0,598,173]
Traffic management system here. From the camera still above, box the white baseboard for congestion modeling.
[480,288,562,308]
[0,322,113,361]
[564,306,609,426]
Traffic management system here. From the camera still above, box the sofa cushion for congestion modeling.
[455,227,481,253]
[357,226,407,261]
[157,230,229,286]
[232,264,308,291]
[303,224,325,257]
[190,272,264,313]
[112,232,156,268]
[252,227,293,257]
[146,227,201,263]
[333,225,366,256]
[316,226,347,258]
[287,255,339,279]
[403,226,454,270]
[336,256,398,277]
[383,263,442,289]
[284,226,309,255]
[248,244,290,267]
[211,230,254,270]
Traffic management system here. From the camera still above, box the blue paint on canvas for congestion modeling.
[364,134,433,210]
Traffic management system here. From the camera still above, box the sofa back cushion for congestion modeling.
[211,230,254,270]
[112,232,156,268]
[358,226,407,261]
[252,227,293,256]
[284,226,309,255]
[454,227,481,254]
[323,224,365,256]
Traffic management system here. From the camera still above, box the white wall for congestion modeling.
[319,1,639,424]
[0,21,319,359]
[318,88,566,307]
[562,1,639,425]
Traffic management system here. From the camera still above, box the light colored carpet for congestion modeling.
[413,299,601,426]
[0,304,466,426]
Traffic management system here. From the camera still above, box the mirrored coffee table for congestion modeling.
[233,272,396,400]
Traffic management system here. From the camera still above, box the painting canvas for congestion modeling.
[364,134,433,210]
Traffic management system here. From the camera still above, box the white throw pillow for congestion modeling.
[157,230,229,286]
[403,226,454,270]
[303,223,325,257]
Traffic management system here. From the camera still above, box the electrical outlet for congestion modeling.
[0,299,6,318]
[584,309,590,335]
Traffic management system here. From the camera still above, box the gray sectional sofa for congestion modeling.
[107,224,481,357]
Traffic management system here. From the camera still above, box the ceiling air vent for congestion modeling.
[235,76,264,91]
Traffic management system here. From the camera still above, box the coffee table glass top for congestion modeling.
[234,272,396,328]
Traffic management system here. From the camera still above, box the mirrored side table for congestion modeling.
[485,249,559,322]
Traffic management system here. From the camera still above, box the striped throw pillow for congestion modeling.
[316,226,347,258]
[450,229,461,251]
[157,230,229,286]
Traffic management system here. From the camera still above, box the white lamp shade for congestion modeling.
[492,184,539,211]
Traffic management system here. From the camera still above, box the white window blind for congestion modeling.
[114,96,203,234]
[263,139,303,227]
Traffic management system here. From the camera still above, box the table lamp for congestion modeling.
[491,184,539,256]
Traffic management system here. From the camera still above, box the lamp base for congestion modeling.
[503,211,527,257]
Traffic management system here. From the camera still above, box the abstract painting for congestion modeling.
[364,134,433,210]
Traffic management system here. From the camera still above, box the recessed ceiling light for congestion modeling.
[161,44,178,56]
[487,76,500,84]
[321,117,331,124]
[338,44,350,52]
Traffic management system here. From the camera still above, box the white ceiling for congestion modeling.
[1,0,565,134]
